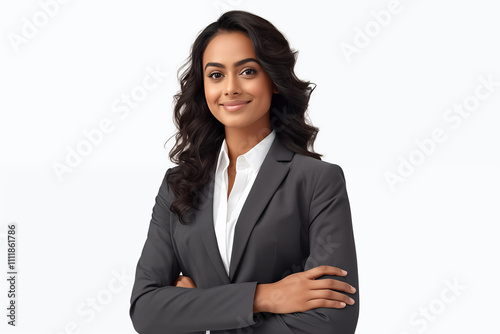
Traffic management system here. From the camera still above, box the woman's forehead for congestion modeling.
[202,32,256,66]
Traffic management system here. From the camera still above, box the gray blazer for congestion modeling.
[129,135,359,333]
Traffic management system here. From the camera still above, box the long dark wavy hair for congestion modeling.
[164,10,322,224]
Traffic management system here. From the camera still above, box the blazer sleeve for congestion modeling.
[129,168,259,334]
[248,163,360,334]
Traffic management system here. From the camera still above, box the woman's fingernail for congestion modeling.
[349,298,355,304]
[341,270,348,275]
[340,302,346,307]
[351,286,356,293]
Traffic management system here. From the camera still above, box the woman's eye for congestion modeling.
[241,68,257,75]
[208,72,223,79]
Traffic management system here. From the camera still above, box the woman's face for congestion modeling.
[203,31,278,133]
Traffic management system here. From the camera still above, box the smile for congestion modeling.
[220,101,251,112]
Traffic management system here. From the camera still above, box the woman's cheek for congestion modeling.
[204,86,220,110]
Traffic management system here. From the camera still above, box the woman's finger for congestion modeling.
[306,289,355,305]
[304,265,348,280]
[310,277,356,294]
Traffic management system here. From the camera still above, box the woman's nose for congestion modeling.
[224,74,241,95]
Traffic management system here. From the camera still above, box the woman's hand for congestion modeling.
[253,265,356,314]
[174,275,197,288]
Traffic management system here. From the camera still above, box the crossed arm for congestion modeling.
[129,164,359,333]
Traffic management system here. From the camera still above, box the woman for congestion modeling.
[130,10,359,334]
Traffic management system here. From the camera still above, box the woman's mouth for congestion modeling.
[220,100,251,112]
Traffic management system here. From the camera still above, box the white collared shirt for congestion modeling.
[213,130,276,276]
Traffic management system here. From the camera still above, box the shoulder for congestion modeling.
[289,154,349,210]
[290,152,346,183]
[167,165,181,175]
[157,166,179,204]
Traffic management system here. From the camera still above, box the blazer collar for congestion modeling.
[196,134,294,284]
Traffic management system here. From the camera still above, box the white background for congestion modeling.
[1,0,499,333]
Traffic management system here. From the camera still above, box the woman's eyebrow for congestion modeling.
[204,57,259,71]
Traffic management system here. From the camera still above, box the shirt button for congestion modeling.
[237,157,248,169]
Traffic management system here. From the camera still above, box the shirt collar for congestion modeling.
[216,129,276,175]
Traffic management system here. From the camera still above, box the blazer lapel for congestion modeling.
[197,135,294,283]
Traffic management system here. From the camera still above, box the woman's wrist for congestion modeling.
[253,283,271,313]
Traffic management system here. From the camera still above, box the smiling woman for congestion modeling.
[129,10,359,334]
